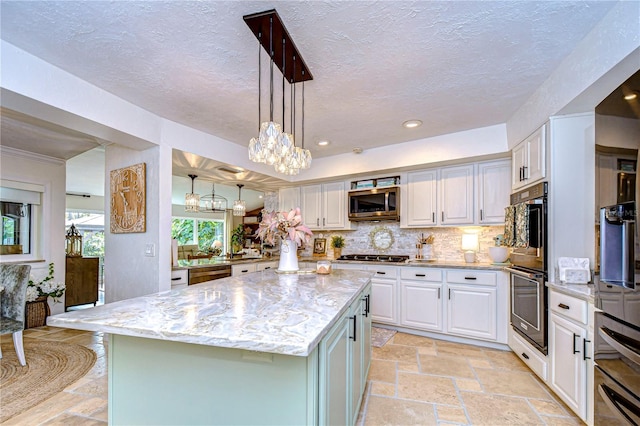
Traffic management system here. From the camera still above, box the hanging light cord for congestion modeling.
[269,16,274,122]
[257,32,261,131]
[291,55,296,140]
[281,36,286,130]
[302,74,305,149]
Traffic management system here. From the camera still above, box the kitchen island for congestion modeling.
[48,269,373,425]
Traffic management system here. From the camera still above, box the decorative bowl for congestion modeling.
[488,247,509,263]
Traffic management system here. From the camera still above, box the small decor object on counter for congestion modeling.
[25,262,65,328]
[65,224,82,257]
[558,257,591,283]
[316,260,332,275]
[313,238,327,255]
[416,233,434,260]
[257,207,313,272]
[330,235,345,259]
[488,233,509,264]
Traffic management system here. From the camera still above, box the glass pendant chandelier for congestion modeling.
[200,183,228,212]
[233,184,246,217]
[244,10,313,175]
[184,174,200,212]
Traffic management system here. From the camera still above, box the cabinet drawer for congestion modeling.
[367,265,398,278]
[509,330,548,381]
[446,270,496,286]
[400,267,442,282]
[256,261,277,271]
[171,269,188,286]
[232,263,257,276]
[549,290,588,325]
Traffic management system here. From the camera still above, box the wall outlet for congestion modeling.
[145,243,156,257]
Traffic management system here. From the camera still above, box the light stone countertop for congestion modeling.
[47,269,373,357]
[546,281,596,303]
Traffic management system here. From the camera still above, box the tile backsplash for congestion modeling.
[299,222,505,263]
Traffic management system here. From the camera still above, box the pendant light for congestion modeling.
[185,174,200,213]
[233,184,246,217]
[200,183,228,212]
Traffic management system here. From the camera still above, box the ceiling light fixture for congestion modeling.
[245,9,313,175]
[233,184,246,217]
[317,140,330,146]
[403,120,423,129]
[624,92,638,101]
[185,174,200,213]
[200,183,228,213]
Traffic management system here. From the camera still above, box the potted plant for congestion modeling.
[231,224,245,255]
[25,262,66,328]
[330,235,345,259]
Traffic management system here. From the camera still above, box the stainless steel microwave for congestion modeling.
[348,187,399,221]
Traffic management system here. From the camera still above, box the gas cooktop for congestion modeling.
[336,254,409,263]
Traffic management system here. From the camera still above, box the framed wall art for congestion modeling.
[110,163,146,233]
[313,238,327,255]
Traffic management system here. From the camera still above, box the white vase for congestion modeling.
[278,239,299,272]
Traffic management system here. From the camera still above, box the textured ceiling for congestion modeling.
[0,0,618,162]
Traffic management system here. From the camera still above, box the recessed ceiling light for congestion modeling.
[317,140,330,146]
[403,120,422,129]
[624,92,638,101]
[353,147,363,154]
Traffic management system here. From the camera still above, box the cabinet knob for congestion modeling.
[522,352,530,360]
[558,303,570,310]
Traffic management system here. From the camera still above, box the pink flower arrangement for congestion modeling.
[257,208,313,247]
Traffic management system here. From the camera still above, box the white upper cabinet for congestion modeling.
[512,124,546,190]
[301,181,349,230]
[439,164,474,225]
[404,170,438,227]
[279,187,300,212]
[477,159,511,224]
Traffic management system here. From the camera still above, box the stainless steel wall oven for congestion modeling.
[505,182,548,354]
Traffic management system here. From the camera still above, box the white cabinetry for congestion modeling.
[279,187,300,211]
[368,265,398,325]
[256,261,277,271]
[477,159,511,224]
[446,270,498,341]
[232,263,257,276]
[405,170,438,226]
[548,289,591,423]
[403,159,510,227]
[319,284,371,426]
[170,269,188,289]
[400,268,443,332]
[439,164,474,225]
[512,124,546,190]
[301,181,349,230]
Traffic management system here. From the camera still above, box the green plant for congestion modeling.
[26,262,65,303]
[330,235,345,248]
[231,224,245,250]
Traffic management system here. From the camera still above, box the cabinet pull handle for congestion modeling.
[432,212,435,222]
[448,288,451,300]
[583,339,591,360]
[520,166,524,181]
[558,303,570,310]
[480,209,483,221]
[350,315,357,341]
[377,271,386,275]
[441,211,444,222]
[264,266,271,270]
[171,277,181,281]
[415,273,426,277]
[573,333,580,354]
[317,218,320,226]
[241,269,249,273]
[323,218,325,227]
[522,352,530,360]
[363,294,370,317]
[523,166,528,179]
[438,288,441,299]
[464,276,477,280]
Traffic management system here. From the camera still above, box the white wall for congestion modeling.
[547,113,596,281]
[0,147,67,314]
[104,144,172,303]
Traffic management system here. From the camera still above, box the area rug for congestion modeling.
[0,339,97,422]
[371,327,397,348]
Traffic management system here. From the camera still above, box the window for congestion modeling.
[172,217,225,253]
[1,201,31,254]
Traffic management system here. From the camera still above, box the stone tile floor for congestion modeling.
[3,327,582,425]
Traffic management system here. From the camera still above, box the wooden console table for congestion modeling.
[65,256,99,311]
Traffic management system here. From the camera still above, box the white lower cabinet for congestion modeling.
[368,265,398,325]
[447,284,497,340]
[548,289,591,423]
[231,263,257,276]
[400,268,443,332]
[319,284,371,426]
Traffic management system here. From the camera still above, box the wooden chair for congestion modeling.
[0,264,31,366]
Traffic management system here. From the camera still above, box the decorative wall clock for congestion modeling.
[110,163,146,233]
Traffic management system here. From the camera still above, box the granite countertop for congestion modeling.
[546,281,596,303]
[47,269,373,357]
[332,259,506,271]
[173,256,276,270]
